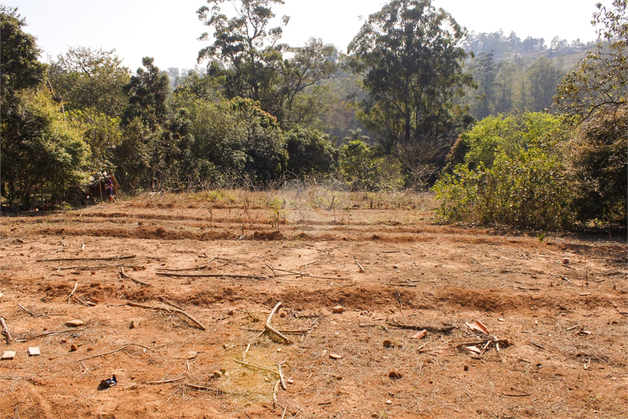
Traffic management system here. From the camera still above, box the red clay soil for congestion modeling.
[0,192,626,418]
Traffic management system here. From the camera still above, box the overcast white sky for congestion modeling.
[7,0,601,71]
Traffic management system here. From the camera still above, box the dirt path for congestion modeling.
[1,192,626,418]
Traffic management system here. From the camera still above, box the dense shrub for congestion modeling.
[568,109,627,226]
[433,113,575,230]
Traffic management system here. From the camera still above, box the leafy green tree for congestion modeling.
[198,0,288,117]
[555,0,627,121]
[1,7,90,207]
[433,113,573,230]
[281,38,339,127]
[526,57,565,111]
[339,139,404,191]
[49,47,131,117]
[468,51,498,119]
[116,57,171,191]
[556,0,627,226]
[348,0,474,184]
[122,57,170,129]
[0,6,47,105]
[2,90,90,207]
[285,128,338,178]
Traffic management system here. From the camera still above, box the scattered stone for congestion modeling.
[332,306,345,314]
[70,344,78,352]
[65,320,85,328]
[563,258,570,265]
[411,330,427,339]
[28,347,40,357]
[329,353,343,360]
[1,351,16,360]
[383,339,395,348]
[389,371,403,380]
[211,370,223,379]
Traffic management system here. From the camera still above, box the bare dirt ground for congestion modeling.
[0,189,626,419]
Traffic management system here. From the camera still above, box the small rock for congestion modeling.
[563,258,570,265]
[463,365,469,371]
[211,370,222,379]
[226,309,235,316]
[389,371,403,380]
[332,306,345,314]
[28,347,40,357]
[187,351,198,359]
[383,339,395,348]
[329,353,343,360]
[70,344,78,352]
[129,320,139,329]
[411,330,427,340]
[65,320,84,327]
[1,351,16,360]
[385,400,393,405]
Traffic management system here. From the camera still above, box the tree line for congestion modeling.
[1,0,625,230]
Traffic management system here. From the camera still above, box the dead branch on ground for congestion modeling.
[387,320,455,334]
[258,302,292,344]
[38,255,136,262]
[119,269,151,286]
[156,272,267,281]
[15,327,87,343]
[1,318,13,344]
[127,302,206,331]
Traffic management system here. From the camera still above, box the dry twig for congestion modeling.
[258,302,292,344]
[67,282,78,304]
[120,269,151,286]
[17,304,50,318]
[156,272,266,280]
[1,318,13,344]
[38,255,136,262]
[127,302,206,331]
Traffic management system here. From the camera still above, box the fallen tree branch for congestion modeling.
[38,255,136,262]
[67,282,78,304]
[17,304,51,318]
[15,327,87,342]
[127,302,206,331]
[145,376,185,385]
[76,344,131,362]
[76,343,156,362]
[158,296,184,311]
[234,359,280,376]
[387,321,455,334]
[1,318,13,344]
[259,302,292,344]
[156,272,267,280]
[119,269,151,286]
[184,383,223,393]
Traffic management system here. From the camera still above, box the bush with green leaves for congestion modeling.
[434,113,575,230]
[339,139,404,191]
[1,90,90,207]
[285,128,338,179]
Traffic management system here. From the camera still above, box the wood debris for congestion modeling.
[457,320,511,356]
[1,318,13,344]
[257,302,292,344]
[127,301,206,331]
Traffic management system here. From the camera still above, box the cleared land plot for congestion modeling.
[0,191,626,418]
